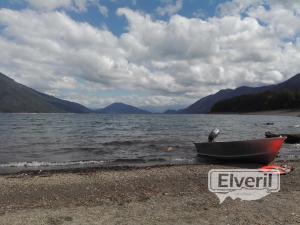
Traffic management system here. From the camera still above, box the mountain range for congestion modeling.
[211,90,300,113]
[1,72,300,114]
[94,103,150,114]
[0,73,150,114]
[0,73,90,113]
[176,73,300,114]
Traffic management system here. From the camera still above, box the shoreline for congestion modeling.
[241,109,300,117]
[1,162,300,224]
[211,109,300,117]
[1,158,299,177]
[1,110,300,116]
[0,162,194,176]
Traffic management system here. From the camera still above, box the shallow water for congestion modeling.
[0,113,299,173]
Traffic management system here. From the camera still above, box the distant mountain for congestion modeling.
[272,73,300,91]
[0,72,90,113]
[164,109,179,114]
[181,73,300,114]
[163,109,184,114]
[95,102,151,114]
[211,90,300,113]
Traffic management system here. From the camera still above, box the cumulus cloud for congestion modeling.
[216,0,262,17]
[156,0,183,16]
[1,1,300,110]
[25,0,108,16]
[25,0,73,11]
[97,4,108,17]
[217,0,300,39]
[193,9,206,19]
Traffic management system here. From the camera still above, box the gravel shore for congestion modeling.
[0,162,299,225]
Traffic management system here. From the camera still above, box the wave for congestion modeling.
[0,157,169,168]
[102,140,144,146]
[0,160,109,168]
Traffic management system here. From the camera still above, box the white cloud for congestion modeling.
[97,4,108,17]
[1,1,300,110]
[193,9,206,19]
[249,5,300,39]
[25,0,73,11]
[25,0,108,16]
[217,0,300,39]
[216,0,262,17]
[156,0,183,16]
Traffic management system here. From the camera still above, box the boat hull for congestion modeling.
[194,137,286,164]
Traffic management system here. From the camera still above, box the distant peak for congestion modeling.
[106,102,132,108]
[97,102,150,114]
[110,102,127,106]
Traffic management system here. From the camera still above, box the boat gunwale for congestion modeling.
[194,136,287,145]
[196,152,276,158]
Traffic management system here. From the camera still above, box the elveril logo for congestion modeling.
[208,169,280,203]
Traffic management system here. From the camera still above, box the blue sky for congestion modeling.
[0,0,300,112]
[0,0,228,35]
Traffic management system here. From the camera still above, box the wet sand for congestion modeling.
[0,162,300,225]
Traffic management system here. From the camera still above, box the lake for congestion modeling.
[0,113,299,174]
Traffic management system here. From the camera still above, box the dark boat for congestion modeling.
[194,137,286,164]
[265,131,300,144]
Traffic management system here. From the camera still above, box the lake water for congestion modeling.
[0,113,299,174]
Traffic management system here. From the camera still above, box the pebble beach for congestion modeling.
[0,162,299,225]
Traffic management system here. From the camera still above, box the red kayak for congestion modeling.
[194,137,286,164]
[259,165,293,175]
